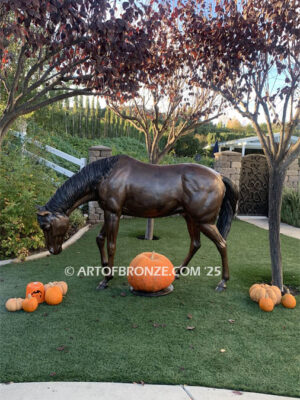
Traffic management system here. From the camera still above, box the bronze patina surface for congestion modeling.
[37,155,238,292]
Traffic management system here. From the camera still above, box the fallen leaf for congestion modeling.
[228,319,235,324]
[132,324,138,328]
[153,323,160,328]
[139,381,145,385]
[56,346,65,352]
[179,367,185,371]
[50,372,56,377]
[187,313,193,319]
[186,326,195,330]
[189,345,194,349]
[232,390,243,395]
[120,292,127,297]
[161,323,166,328]
[220,349,226,353]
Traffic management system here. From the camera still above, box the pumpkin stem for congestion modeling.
[151,251,155,260]
[27,294,32,299]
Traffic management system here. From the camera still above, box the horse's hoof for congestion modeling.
[215,281,227,292]
[96,281,108,290]
[175,274,180,280]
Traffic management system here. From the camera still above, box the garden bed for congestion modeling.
[0,218,299,397]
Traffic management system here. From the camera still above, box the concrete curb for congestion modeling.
[0,382,298,400]
[0,225,91,267]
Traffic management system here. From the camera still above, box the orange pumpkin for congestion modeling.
[45,281,68,295]
[259,295,274,312]
[128,251,175,292]
[22,294,38,312]
[281,294,296,309]
[45,286,63,305]
[26,281,45,303]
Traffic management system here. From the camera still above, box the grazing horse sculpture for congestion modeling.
[37,155,238,291]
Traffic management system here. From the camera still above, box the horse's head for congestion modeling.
[36,206,69,255]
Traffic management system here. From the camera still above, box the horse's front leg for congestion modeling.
[96,211,120,290]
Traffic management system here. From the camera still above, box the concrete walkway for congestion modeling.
[237,216,300,240]
[0,382,298,400]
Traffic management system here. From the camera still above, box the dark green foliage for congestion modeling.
[281,189,300,228]
[0,219,299,397]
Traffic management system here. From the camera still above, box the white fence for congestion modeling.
[13,131,87,177]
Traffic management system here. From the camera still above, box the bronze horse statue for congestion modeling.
[37,155,238,291]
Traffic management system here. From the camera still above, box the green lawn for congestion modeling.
[0,218,299,397]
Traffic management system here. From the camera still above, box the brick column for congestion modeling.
[284,159,300,190]
[88,145,112,224]
[214,151,242,189]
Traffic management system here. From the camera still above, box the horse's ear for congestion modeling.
[36,206,51,216]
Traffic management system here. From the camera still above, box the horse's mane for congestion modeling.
[46,156,119,213]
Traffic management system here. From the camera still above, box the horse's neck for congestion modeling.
[46,174,97,216]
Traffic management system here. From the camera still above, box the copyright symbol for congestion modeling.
[65,266,74,276]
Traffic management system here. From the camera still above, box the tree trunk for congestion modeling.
[145,218,155,240]
[268,164,286,292]
[144,153,158,240]
[0,113,17,149]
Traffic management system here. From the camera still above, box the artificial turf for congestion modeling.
[0,218,299,397]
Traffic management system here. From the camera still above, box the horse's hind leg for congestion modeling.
[97,211,120,290]
[176,215,201,276]
[199,223,228,292]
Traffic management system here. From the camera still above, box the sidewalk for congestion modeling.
[1,382,298,400]
[237,216,300,240]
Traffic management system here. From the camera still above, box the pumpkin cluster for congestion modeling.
[5,281,68,313]
[249,283,297,312]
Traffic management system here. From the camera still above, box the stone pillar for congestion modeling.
[284,159,300,190]
[214,151,242,189]
[88,145,112,224]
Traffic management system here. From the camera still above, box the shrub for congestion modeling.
[281,188,300,228]
[0,144,62,259]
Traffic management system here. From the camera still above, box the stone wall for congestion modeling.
[214,150,300,191]
[284,159,300,190]
[214,151,242,189]
[88,145,112,224]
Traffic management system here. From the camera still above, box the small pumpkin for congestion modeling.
[44,281,68,295]
[281,294,296,309]
[259,294,274,312]
[5,298,24,312]
[45,286,63,305]
[26,281,45,303]
[22,294,38,312]
[128,251,175,292]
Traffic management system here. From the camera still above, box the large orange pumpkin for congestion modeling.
[128,251,175,292]
[26,281,45,303]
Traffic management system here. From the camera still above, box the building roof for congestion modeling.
[205,133,298,151]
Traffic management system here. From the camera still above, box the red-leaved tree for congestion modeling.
[0,0,151,146]
[180,0,300,291]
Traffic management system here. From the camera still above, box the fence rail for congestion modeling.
[13,131,87,177]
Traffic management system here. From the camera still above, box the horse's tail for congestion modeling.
[217,176,239,239]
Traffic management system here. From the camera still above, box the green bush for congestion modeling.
[281,188,300,228]
[0,144,62,259]
[69,209,86,231]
